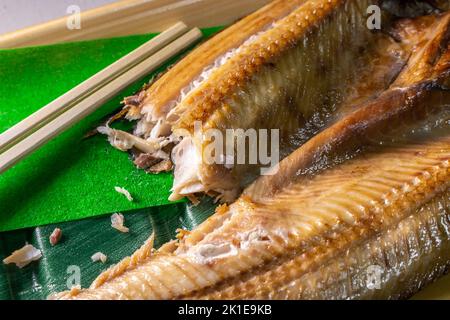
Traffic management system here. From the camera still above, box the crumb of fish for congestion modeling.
[49,228,62,246]
[134,153,160,170]
[91,252,107,263]
[176,228,191,241]
[147,159,173,173]
[111,213,129,233]
[3,244,42,268]
[114,186,134,202]
[187,194,200,205]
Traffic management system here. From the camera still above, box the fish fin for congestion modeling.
[90,233,155,289]
[176,204,232,252]
[158,239,179,253]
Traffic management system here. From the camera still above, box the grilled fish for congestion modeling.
[101,0,417,202]
[53,9,450,300]
[53,120,450,299]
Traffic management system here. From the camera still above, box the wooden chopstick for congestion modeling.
[0,21,189,154]
[0,28,202,174]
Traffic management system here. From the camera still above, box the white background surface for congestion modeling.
[0,0,116,35]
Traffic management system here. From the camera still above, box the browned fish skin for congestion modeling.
[294,192,450,300]
[245,12,450,200]
[198,189,450,299]
[136,0,307,119]
[244,81,450,200]
[437,0,450,11]
[173,0,372,128]
[381,0,450,17]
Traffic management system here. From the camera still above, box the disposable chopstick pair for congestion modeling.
[0,24,202,174]
[0,21,188,154]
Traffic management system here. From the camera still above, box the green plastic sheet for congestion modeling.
[0,197,216,300]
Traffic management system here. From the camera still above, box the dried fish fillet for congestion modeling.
[197,172,450,300]
[52,129,450,300]
[52,10,450,299]
[102,0,449,202]
[246,10,450,199]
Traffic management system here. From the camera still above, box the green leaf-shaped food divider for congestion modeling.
[0,197,217,300]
